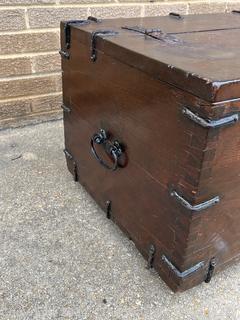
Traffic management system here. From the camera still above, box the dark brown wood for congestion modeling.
[60,14,240,292]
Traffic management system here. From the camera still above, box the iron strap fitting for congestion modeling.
[61,104,71,113]
[63,149,78,181]
[91,30,118,62]
[171,190,220,212]
[162,255,204,279]
[182,107,239,129]
[73,161,78,182]
[147,244,156,269]
[106,200,112,219]
[121,26,179,44]
[63,148,73,160]
[205,257,216,283]
[59,49,70,59]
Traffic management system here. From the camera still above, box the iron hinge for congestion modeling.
[91,30,118,62]
[171,190,220,212]
[162,255,204,279]
[205,258,216,283]
[182,107,239,129]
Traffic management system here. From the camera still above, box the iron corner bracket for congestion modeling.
[64,19,91,49]
[171,190,220,212]
[61,17,101,56]
[162,255,204,279]
[182,107,239,129]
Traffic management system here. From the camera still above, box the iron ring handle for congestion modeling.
[90,129,122,171]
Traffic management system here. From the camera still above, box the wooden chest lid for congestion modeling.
[70,13,240,102]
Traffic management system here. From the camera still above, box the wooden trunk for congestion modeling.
[60,13,240,292]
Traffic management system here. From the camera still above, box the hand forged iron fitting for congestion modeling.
[91,129,123,171]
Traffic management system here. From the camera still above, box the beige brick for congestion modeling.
[28,7,88,29]
[0,99,31,119]
[0,31,59,55]
[0,0,55,4]
[0,74,61,99]
[31,53,61,74]
[31,93,62,112]
[188,1,227,14]
[0,57,31,77]
[90,5,142,19]
[144,3,188,17]
[226,2,240,12]
[0,93,61,121]
[0,9,26,32]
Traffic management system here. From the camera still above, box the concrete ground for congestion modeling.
[0,120,240,320]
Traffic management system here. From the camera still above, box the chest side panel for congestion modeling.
[183,99,240,272]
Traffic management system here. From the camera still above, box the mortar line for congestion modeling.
[0,71,61,82]
[0,91,62,103]
[0,28,59,35]
[0,2,187,10]
[24,8,30,29]
[0,51,59,59]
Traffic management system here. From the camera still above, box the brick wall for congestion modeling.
[0,1,239,127]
